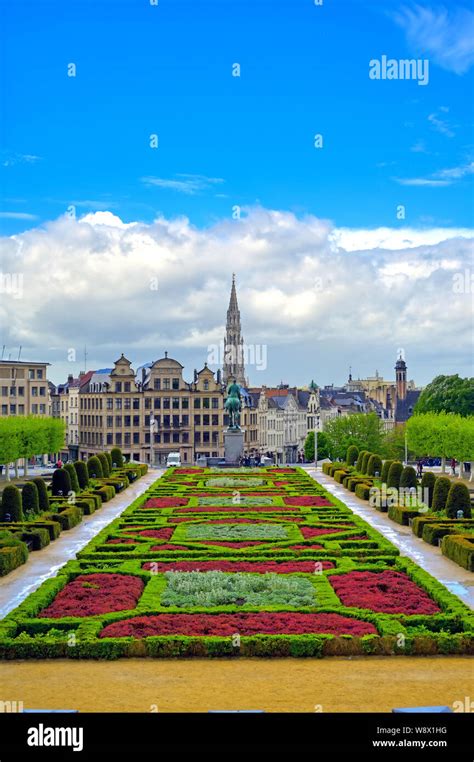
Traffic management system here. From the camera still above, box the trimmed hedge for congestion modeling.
[388,505,421,525]
[441,534,474,572]
[420,472,436,508]
[355,483,371,500]
[87,456,103,479]
[15,527,50,551]
[400,466,417,490]
[355,450,368,472]
[387,462,403,490]
[98,452,111,478]
[0,531,28,576]
[346,446,359,467]
[111,447,124,468]
[31,478,49,512]
[51,468,72,497]
[22,482,39,516]
[360,452,372,474]
[74,461,89,490]
[0,485,24,522]
[380,460,394,485]
[445,482,471,519]
[64,463,80,494]
[44,506,82,530]
[432,476,451,512]
[367,454,382,477]
[105,452,113,472]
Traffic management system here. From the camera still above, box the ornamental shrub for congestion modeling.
[367,454,382,477]
[22,481,39,516]
[74,460,89,489]
[380,459,394,485]
[87,455,103,479]
[432,476,451,512]
[31,477,49,512]
[104,451,113,471]
[97,452,110,478]
[400,466,418,490]
[360,452,372,474]
[111,447,124,468]
[346,445,359,466]
[64,463,80,494]
[51,468,72,497]
[420,471,436,507]
[387,462,403,490]
[0,485,24,521]
[445,482,471,519]
[355,450,368,472]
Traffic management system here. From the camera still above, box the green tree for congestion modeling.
[414,375,474,417]
[324,413,384,461]
[22,482,39,516]
[407,413,474,475]
[381,424,414,462]
[304,431,330,462]
[0,485,24,521]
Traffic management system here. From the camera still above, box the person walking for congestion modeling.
[450,458,456,476]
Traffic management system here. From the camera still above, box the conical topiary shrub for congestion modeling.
[360,452,372,474]
[367,454,382,477]
[432,476,451,512]
[105,452,112,471]
[22,481,39,516]
[31,477,49,512]
[420,471,436,508]
[87,455,103,479]
[445,482,471,519]
[400,466,418,490]
[380,459,394,484]
[0,484,24,521]
[74,460,89,490]
[64,463,80,494]
[97,452,110,477]
[111,447,124,468]
[51,468,72,497]
[346,445,359,467]
[355,450,368,472]
[387,461,403,490]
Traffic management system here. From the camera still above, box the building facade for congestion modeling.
[222,274,247,387]
[0,360,51,417]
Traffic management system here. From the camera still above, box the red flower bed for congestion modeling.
[188,491,282,497]
[342,535,369,541]
[274,481,290,486]
[175,506,300,513]
[330,571,441,614]
[106,538,136,545]
[289,544,324,550]
[40,574,144,618]
[150,544,192,551]
[100,611,376,638]
[200,541,266,548]
[272,469,296,474]
[284,496,333,506]
[174,468,204,474]
[138,528,175,540]
[143,497,188,508]
[300,527,347,538]
[142,560,334,573]
[169,517,263,525]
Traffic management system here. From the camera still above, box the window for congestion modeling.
[194,415,201,426]
[133,398,140,409]
[18,404,24,414]
[203,414,209,426]
[154,433,160,443]
[39,386,46,396]
[163,432,170,443]
[124,415,131,427]
[115,398,122,410]
[115,382,122,392]
[9,404,16,414]
[172,415,179,427]
[145,432,150,444]
[115,416,122,427]
[212,414,219,426]
[163,398,170,409]
[107,416,113,427]
[154,379,161,391]
[144,415,151,426]
[181,397,189,409]
[107,433,113,445]
[10,387,16,396]
[39,404,46,414]
[172,397,179,409]
[133,432,140,444]
[107,398,113,410]
[203,431,210,443]
[133,415,140,426]
[32,386,38,396]
[145,398,152,409]
[124,382,131,392]
[115,433,122,445]
[1,387,7,396]
[28,369,34,379]
[154,398,161,409]
[194,398,201,409]
[32,404,38,413]
[1,404,7,415]
[182,415,189,426]
[203,397,210,408]
[212,397,219,409]
[212,431,219,443]
[172,378,179,390]
[182,432,189,443]
[173,433,179,443]
[124,398,131,409]
[163,415,170,427]
[37,369,43,379]
[164,378,170,390]
[194,432,201,443]
[124,432,131,445]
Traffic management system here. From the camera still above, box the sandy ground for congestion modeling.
[2,657,472,712]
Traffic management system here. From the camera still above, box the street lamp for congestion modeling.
[150,415,157,466]
[404,429,408,466]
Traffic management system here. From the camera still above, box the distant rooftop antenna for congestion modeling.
[84,345,88,373]
[1,345,5,360]
[17,346,22,361]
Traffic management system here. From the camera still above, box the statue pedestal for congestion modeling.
[224,429,244,465]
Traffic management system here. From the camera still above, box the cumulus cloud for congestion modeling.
[0,207,472,385]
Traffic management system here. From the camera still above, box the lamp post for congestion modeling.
[150,415,157,466]
[314,415,319,471]
[404,429,408,466]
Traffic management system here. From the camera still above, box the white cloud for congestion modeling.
[1,152,41,168]
[0,208,472,385]
[394,160,474,187]
[0,212,39,220]
[392,4,474,75]
[141,174,224,195]
[428,110,455,138]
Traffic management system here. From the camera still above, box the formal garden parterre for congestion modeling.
[0,466,472,659]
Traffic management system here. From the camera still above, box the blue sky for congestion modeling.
[1,0,473,233]
[0,1,473,387]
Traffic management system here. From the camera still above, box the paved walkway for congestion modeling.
[305,467,474,609]
[0,468,162,618]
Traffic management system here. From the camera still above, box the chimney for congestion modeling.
[79,370,85,378]
[194,369,198,383]
[142,367,147,386]
[67,374,74,383]
[216,369,221,384]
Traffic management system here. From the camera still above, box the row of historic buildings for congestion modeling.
[0,276,421,464]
